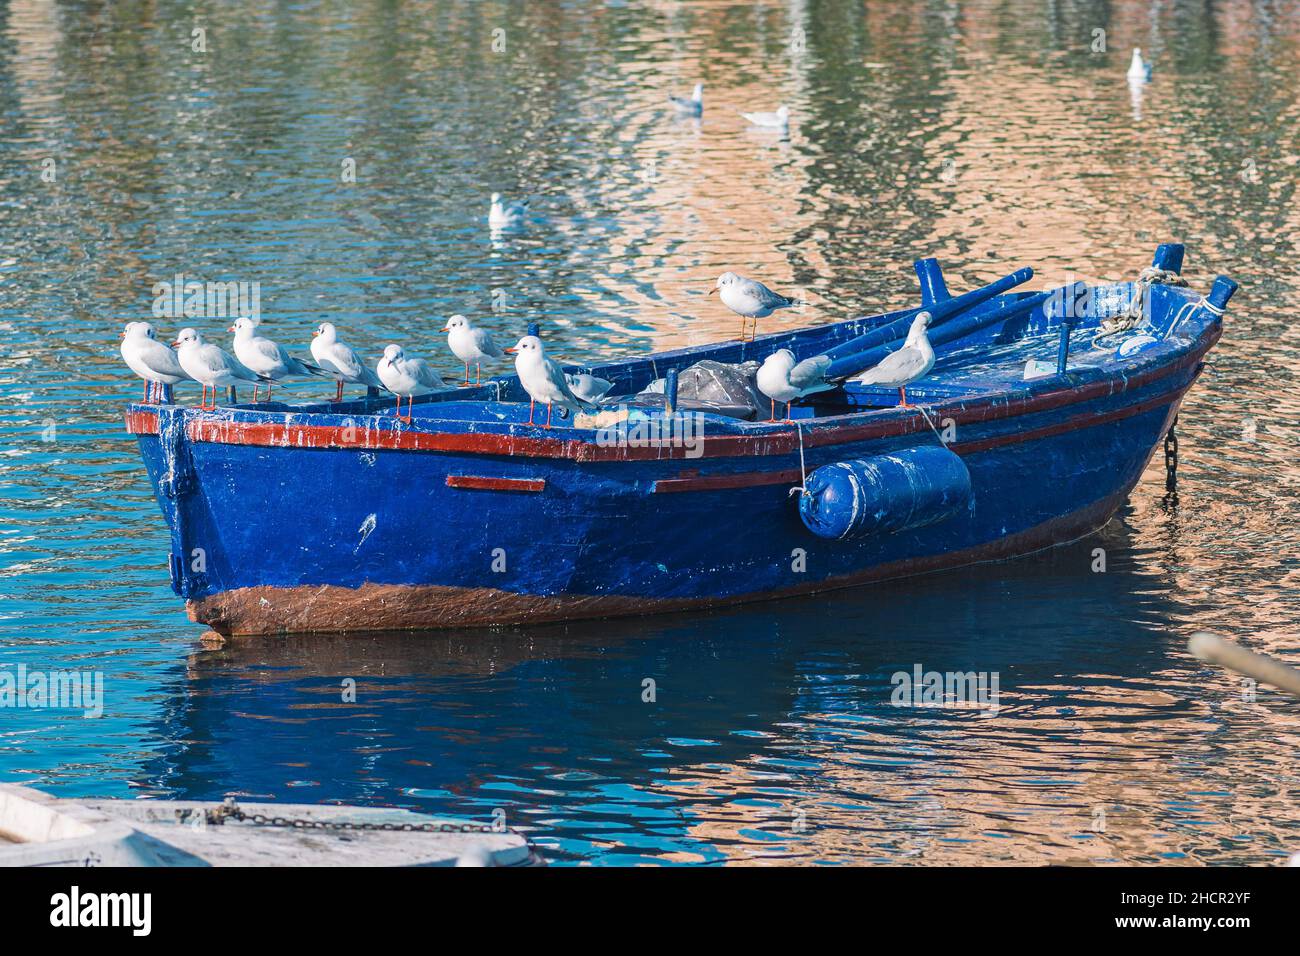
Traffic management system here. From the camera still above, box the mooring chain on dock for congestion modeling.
[191,797,496,834]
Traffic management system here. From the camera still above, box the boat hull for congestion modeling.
[128,335,1206,635]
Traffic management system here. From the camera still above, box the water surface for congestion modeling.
[2,0,1299,865]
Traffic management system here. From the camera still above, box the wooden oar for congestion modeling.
[1188,632,1300,699]
[826,282,1085,381]
[823,266,1034,363]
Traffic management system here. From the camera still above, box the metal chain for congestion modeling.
[189,798,496,834]
[1164,418,1179,493]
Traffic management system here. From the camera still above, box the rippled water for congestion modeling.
[2,0,1299,865]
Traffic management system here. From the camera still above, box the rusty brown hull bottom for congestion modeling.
[188,488,1132,636]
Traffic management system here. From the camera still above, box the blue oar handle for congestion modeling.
[824,266,1033,361]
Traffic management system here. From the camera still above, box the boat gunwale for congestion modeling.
[122,287,1221,464]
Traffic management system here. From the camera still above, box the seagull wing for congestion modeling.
[409,358,446,389]
[745,277,795,310]
[142,340,190,379]
[789,354,834,394]
[854,346,930,386]
[548,358,596,411]
[278,345,328,377]
[474,328,505,359]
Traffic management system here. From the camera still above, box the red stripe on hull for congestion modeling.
[446,475,546,492]
[126,329,1215,463]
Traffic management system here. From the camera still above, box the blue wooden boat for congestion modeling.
[124,243,1236,635]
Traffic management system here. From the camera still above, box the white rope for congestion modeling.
[915,403,946,444]
[788,420,810,499]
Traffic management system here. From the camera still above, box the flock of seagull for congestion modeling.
[119,263,935,426]
[120,74,1025,425]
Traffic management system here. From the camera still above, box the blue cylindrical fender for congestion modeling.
[798,446,972,540]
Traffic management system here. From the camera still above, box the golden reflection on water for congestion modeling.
[2,0,1299,864]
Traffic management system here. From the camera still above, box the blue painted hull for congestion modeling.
[125,252,1231,634]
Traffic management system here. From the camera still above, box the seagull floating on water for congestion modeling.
[443,314,504,386]
[741,105,789,130]
[506,335,596,428]
[377,344,447,421]
[120,321,192,403]
[488,192,530,230]
[311,322,382,402]
[851,311,935,406]
[710,271,799,341]
[756,350,834,422]
[565,373,614,404]
[670,83,703,115]
[174,328,264,410]
[1127,48,1152,82]
[231,317,325,402]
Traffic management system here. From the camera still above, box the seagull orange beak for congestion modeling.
[504,347,517,354]
[172,340,182,347]
[312,330,320,337]
[440,325,451,332]
[227,325,236,332]
[119,331,125,340]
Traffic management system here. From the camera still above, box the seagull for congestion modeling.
[311,322,382,402]
[756,350,835,422]
[1127,48,1152,82]
[741,105,789,129]
[505,335,596,428]
[851,311,935,406]
[376,344,447,421]
[710,271,799,341]
[173,328,264,410]
[488,192,529,229]
[443,314,504,386]
[670,82,703,115]
[565,373,614,404]
[120,321,192,403]
[231,317,326,402]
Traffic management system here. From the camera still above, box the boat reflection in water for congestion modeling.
[137,519,1296,866]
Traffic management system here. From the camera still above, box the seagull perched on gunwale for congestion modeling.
[565,373,614,405]
[670,83,703,115]
[488,192,529,230]
[851,311,935,407]
[756,350,835,422]
[506,335,596,428]
[120,321,192,403]
[443,314,504,386]
[376,344,447,422]
[231,317,326,402]
[710,271,799,341]
[173,328,264,410]
[311,322,382,402]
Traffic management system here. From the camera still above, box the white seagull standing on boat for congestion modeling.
[377,344,447,421]
[120,321,192,403]
[443,314,504,386]
[756,350,835,422]
[710,271,799,341]
[173,328,264,410]
[565,373,614,404]
[311,322,382,402]
[231,317,325,402]
[670,82,703,115]
[488,192,530,230]
[1127,48,1152,82]
[851,311,935,407]
[741,105,789,130]
[505,335,596,428]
